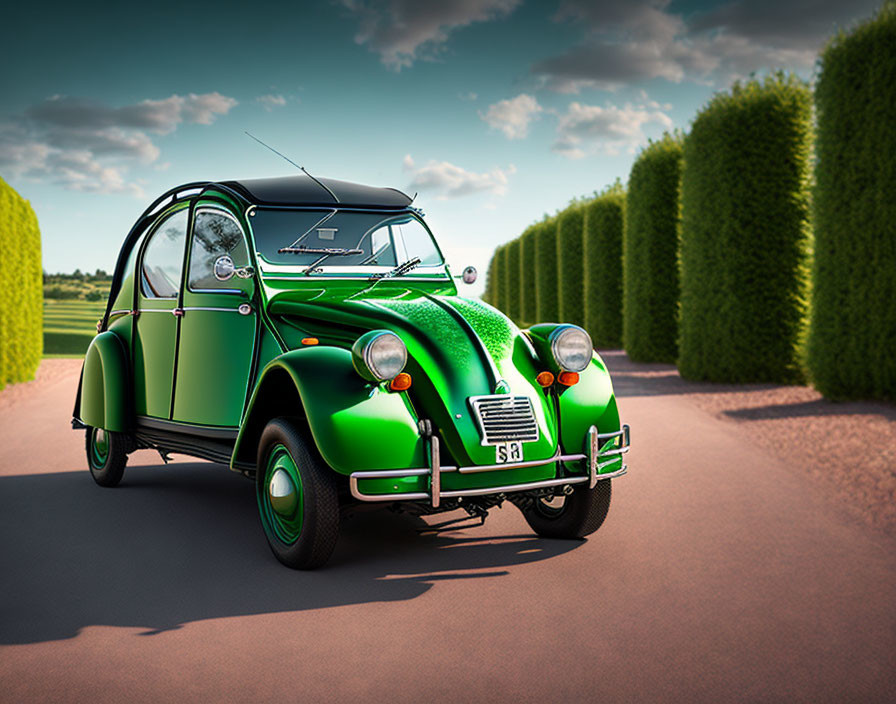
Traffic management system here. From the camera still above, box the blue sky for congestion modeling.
[0,0,879,296]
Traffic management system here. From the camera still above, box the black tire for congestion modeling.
[519,480,612,539]
[256,418,340,569]
[85,426,129,487]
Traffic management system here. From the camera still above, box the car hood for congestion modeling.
[266,285,557,466]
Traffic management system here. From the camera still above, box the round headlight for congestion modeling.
[352,330,407,382]
[550,325,592,373]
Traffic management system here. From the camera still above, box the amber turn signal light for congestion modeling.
[302,337,319,346]
[536,371,555,387]
[390,372,412,391]
[557,371,579,386]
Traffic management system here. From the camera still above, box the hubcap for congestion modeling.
[269,468,298,516]
[92,428,109,467]
[536,494,567,517]
[261,444,304,544]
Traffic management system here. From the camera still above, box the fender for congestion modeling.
[77,331,131,432]
[557,351,620,456]
[232,346,425,474]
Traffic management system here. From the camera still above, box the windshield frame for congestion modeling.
[245,204,449,279]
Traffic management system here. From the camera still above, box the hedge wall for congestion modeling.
[0,177,43,390]
[623,134,684,362]
[808,4,896,400]
[499,243,513,317]
[491,244,504,311]
[519,225,537,326]
[481,252,495,304]
[481,248,497,306]
[535,217,559,323]
[584,184,625,348]
[506,238,522,323]
[556,205,585,327]
[678,74,813,383]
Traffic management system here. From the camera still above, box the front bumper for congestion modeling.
[349,424,630,507]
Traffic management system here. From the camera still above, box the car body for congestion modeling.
[74,174,631,568]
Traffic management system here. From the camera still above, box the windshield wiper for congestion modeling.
[368,257,421,282]
[275,246,363,275]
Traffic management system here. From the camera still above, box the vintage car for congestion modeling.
[74,175,630,569]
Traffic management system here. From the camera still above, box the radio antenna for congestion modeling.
[244,131,339,203]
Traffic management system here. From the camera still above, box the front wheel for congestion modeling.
[519,481,612,539]
[256,418,340,569]
[85,426,129,487]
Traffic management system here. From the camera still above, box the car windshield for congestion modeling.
[250,208,444,269]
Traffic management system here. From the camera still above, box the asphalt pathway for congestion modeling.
[0,360,893,703]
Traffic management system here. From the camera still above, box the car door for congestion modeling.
[133,205,189,419]
[171,206,257,427]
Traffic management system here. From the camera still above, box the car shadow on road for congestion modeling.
[0,462,581,645]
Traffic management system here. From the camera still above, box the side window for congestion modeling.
[367,224,398,266]
[142,209,188,298]
[188,210,250,290]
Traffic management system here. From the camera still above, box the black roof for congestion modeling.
[221,175,413,209]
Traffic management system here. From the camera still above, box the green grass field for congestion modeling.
[43,299,106,357]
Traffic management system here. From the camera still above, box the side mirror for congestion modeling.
[215,255,255,282]
[461,266,477,284]
[214,255,235,281]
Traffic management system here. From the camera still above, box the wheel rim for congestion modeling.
[91,428,109,469]
[260,443,304,545]
[534,494,567,518]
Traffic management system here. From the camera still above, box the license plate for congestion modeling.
[495,441,523,464]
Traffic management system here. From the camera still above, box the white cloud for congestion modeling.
[552,101,673,158]
[0,92,238,195]
[338,0,521,70]
[403,154,515,198]
[256,94,288,111]
[479,94,542,139]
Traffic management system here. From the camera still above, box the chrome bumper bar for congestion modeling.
[348,424,630,507]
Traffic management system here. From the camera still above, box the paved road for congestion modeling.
[1,359,894,703]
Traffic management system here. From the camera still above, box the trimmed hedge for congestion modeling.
[678,74,813,383]
[519,225,537,326]
[498,243,512,316]
[623,134,684,362]
[481,248,497,306]
[506,237,522,322]
[0,177,43,390]
[584,183,625,348]
[808,4,896,400]
[490,244,504,311]
[534,216,559,323]
[556,205,585,327]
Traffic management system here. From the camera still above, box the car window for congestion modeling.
[188,209,250,290]
[141,208,188,298]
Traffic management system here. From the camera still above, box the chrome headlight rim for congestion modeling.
[549,325,592,373]
[353,330,408,382]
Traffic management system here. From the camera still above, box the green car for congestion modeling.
[74,175,630,569]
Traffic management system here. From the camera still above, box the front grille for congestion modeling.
[469,395,539,445]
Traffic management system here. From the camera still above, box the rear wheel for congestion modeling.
[85,426,129,487]
[256,418,340,569]
[519,481,612,539]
